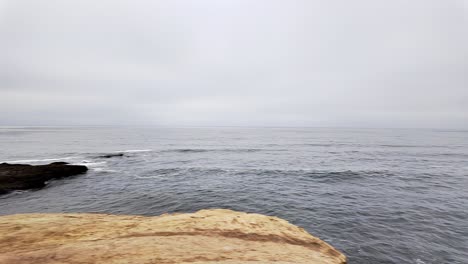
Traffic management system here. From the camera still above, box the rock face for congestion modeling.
[0,162,88,194]
[0,209,346,264]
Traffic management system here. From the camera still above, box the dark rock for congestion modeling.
[0,162,88,194]
[50,162,69,165]
[98,153,125,158]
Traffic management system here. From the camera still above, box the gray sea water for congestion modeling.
[0,126,467,263]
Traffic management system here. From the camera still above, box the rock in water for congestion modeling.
[0,209,346,264]
[0,162,88,194]
[97,153,125,158]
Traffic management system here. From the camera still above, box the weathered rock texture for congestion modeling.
[0,209,346,264]
[0,162,88,194]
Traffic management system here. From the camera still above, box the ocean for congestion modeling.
[0,126,467,263]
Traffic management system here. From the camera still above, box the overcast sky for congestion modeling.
[0,0,467,128]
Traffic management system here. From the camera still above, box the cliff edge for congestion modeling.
[0,209,346,263]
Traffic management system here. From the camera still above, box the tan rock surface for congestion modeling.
[0,209,346,264]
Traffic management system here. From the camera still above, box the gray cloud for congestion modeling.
[1,0,467,128]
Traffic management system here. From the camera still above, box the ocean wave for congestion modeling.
[238,168,393,181]
[146,167,392,181]
[2,156,78,164]
[302,143,337,147]
[75,161,107,167]
[379,144,453,148]
[164,148,264,153]
[0,190,31,198]
[117,149,153,153]
[93,168,118,173]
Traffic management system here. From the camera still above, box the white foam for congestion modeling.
[76,161,106,167]
[93,168,117,173]
[0,190,31,198]
[3,156,77,163]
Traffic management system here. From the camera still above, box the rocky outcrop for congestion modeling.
[0,162,88,194]
[0,209,346,264]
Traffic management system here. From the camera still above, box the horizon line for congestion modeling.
[0,124,467,131]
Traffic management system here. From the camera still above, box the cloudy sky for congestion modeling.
[0,0,467,128]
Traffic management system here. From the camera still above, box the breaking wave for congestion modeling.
[2,156,78,164]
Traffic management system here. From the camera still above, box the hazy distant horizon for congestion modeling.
[1,0,467,128]
[2,124,468,131]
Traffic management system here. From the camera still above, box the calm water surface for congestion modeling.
[0,127,467,263]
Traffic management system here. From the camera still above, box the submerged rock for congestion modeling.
[0,162,88,194]
[0,209,346,264]
[97,153,125,158]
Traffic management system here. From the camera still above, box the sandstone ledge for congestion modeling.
[0,209,346,264]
